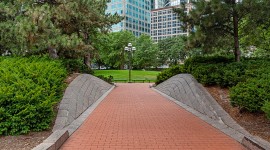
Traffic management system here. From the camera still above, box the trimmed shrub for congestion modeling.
[155,65,186,84]
[220,62,247,87]
[0,56,67,135]
[191,64,223,86]
[230,77,270,112]
[262,101,270,119]
[155,55,270,116]
[184,55,233,73]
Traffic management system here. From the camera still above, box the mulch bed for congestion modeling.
[205,86,270,143]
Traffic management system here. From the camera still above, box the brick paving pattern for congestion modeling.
[61,83,245,150]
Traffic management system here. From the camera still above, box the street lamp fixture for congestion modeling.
[124,43,136,83]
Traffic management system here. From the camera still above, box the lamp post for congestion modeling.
[125,43,136,83]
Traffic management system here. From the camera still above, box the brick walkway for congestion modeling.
[61,83,245,150]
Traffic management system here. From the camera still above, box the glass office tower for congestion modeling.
[106,0,151,37]
[153,0,188,9]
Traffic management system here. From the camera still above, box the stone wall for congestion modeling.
[53,74,113,131]
[155,74,222,120]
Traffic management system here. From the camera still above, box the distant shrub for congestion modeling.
[61,58,93,74]
[155,65,186,84]
[184,55,233,73]
[0,56,67,135]
[97,75,113,84]
[184,56,246,87]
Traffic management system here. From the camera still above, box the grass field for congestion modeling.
[94,70,160,82]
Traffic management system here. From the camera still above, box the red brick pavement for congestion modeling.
[61,83,245,150]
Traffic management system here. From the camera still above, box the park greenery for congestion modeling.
[0,0,121,135]
[94,31,187,69]
[94,70,160,82]
[0,56,67,135]
[0,0,121,65]
[0,0,270,135]
[156,56,270,119]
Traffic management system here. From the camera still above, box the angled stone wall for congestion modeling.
[155,74,222,120]
[53,74,113,131]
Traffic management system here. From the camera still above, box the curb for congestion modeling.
[32,86,115,150]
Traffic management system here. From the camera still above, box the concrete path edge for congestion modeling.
[32,86,115,150]
[153,74,270,150]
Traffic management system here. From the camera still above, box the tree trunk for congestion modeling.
[84,53,91,68]
[233,9,241,62]
[48,47,58,59]
[120,50,125,70]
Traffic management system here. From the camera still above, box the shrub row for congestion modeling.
[61,58,93,74]
[155,55,270,118]
[156,65,185,85]
[0,56,67,135]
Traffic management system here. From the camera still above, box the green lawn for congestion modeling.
[94,70,160,82]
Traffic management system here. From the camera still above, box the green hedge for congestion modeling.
[0,56,67,135]
[156,55,270,116]
[230,77,270,112]
[155,65,185,84]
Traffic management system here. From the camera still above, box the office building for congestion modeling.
[106,0,151,37]
[151,0,189,42]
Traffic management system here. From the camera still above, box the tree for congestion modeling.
[158,36,187,66]
[240,1,270,55]
[175,0,269,62]
[0,0,122,66]
[133,34,159,69]
[95,31,136,69]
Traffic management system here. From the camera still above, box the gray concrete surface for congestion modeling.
[154,74,270,150]
[53,74,113,131]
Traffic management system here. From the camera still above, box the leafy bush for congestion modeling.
[219,62,247,87]
[262,101,270,119]
[0,56,67,135]
[184,56,247,87]
[230,77,270,112]
[155,55,270,116]
[155,65,186,84]
[184,55,233,73]
[191,64,223,86]
[97,75,113,84]
[61,58,93,74]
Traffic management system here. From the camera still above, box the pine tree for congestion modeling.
[175,0,269,62]
[0,0,122,64]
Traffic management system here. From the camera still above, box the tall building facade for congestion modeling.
[151,0,188,42]
[106,0,151,37]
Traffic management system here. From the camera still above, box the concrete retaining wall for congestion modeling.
[53,74,113,131]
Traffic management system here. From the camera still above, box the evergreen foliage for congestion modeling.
[174,0,270,62]
[0,56,67,135]
[0,0,121,59]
